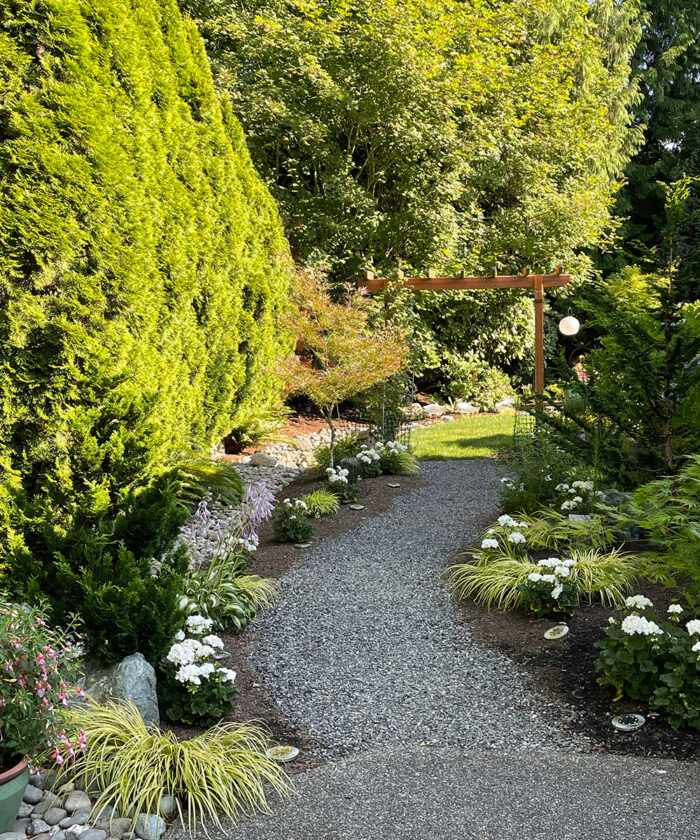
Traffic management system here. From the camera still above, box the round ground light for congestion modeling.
[294,542,312,549]
[266,745,300,763]
[544,624,569,640]
[349,503,365,510]
[611,713,645,731]
[387,482,401,488]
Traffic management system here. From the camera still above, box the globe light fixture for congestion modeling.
[558,315,580,336]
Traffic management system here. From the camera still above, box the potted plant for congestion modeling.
[0,599,83,831]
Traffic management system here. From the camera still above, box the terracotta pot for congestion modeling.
[0,757,29,833]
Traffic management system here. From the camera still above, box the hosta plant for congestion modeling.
[272,499,315,543]
[301,488,340,517]
[159,616,239,725]
[596,599,700,729]
[179,553,278,632]
[59,700,288,835]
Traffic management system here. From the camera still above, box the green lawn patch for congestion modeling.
[411,414,513,460]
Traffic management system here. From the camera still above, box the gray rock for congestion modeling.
[93,809,118,822]
[53,833,66,840]
[30,774,46,791]
[59,815,88,830]
[43,809,67,827]
[12,819,30,834]
[33,795,60,816]
[27,820,50,836]
[157,797,176,819]
[64,826,86,838]
[79,831,106,840]
[93,820,131,839]
[23,787,43,806]
[83,653,159,727]
[134,815,164,840]
[601,488,630,509]
[30,834,50,840]
[250,451,277,467]
[63,794,92,816]
[17,804,34,819]
[0,833,28,840]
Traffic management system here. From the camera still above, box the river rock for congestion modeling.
[23,787,43,806]
[94,819,131,839]
[83,653,159,726]
[59,814,89,830]
[134,815,164,840]
[27,819,50,836]
[0,833,28,840]
[63,793,92,816]
[43,808,67,826]
[33,794,60,816]
[79,830,107,840]
[441,414,455,422]
[17,804,34,819]
[12,820,30,834]
[250,451,277,467]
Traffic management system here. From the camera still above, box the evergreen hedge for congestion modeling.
[0,0,290,586]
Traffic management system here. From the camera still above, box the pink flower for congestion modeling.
[51,747,64,765]
[75,686,85,699]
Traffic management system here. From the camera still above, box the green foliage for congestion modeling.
[0,0,291,610]
[521,510,620,553]
[517,574,579,619]
[301,488,340,518]
[179,553,279,632]
[596,604,700,729]
[499,431,578,514]
[175,461,243,510]
[186,0,642,392]
[60,700,288,834]
[441,358,513,411]
[313,435,362,473]
[272,499,315,543]
[539,264,700,487]
[618,456,700,602]
[327,479,362,505]
[377,441,420,476]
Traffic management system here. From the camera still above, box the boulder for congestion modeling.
[83,653,159,726]
[250,451,277,467]
[455,401,478,415]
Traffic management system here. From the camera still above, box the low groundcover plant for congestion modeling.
[596,597,700,729]
[272,499,315,543]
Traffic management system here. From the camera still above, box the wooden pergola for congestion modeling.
[359,267,571,396]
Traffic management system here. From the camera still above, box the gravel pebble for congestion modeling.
[251,459,586,757]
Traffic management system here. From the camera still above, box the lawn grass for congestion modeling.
[411,413,514,460]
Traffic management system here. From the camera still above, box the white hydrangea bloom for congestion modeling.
[621,615,662,636]
[624,595,653,610]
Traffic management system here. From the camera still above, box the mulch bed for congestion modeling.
[457,575,700,761]
[167,469,426,774]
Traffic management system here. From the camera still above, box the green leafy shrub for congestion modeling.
[596,599,700,729]
[520,509,620,553]
[325,468,362,504]
[160,616,239,726]
[616,456,700,602]
[517,561,579,618]
[301,489,340,517]
[272,499,315,543]
[61,700,287,834]
[376,440,420,475]
[0,0,291,633]
[442,356,514,411]
[313,435,362,472]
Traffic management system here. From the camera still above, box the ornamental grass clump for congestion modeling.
[61,700,288,835]
[301,489,341,517]
[596,598,700,729]
[449,517,638,613]
[159,616,239,726]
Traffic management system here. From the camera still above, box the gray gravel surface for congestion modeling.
[251,459,585,756]
[183,746,699,840]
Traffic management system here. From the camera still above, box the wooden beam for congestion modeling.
[359,273,571,292]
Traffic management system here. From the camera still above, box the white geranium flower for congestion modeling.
[621,615,662,636]
[667,604,683,615]
[554,565,570,578]
[608,617,616,625]
[527,573,542,582]
[175,664,202,685]
[174,629,185,642]
[203,634,224,649]
[497,514,518,527]
[692,641,700,653]
[481,538,499,550]
[219,668,237,683]
[555,483,569,492]
[186,614,214,634]
[537,557,561,569]
[686,620,700,636]
[561,500,576,511]
[507,532,526,544]
[624,595,653,610]
[551,584,563,600]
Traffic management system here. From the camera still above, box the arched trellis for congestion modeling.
[360,267,572,402]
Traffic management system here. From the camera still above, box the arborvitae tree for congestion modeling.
[181,0,641,393]
[0,0,291,568]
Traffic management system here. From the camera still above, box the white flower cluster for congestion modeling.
[621,614,662,636]
[624,595,653,611]
[497,515,519,527]
[167,617,236,687]
[667,603,683,615]
[376,440,407,453]
[692,641,700,654]
[507,532,527,544]
[326,467,349,484]
[686,619,700,636]
[561,496,583,511]
[357,445,381,465]
[281,498,308,519]
[481,538,499,550]
[237,533,259,553]
[527,557,576,600]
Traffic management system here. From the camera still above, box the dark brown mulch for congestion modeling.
[457,577,700,761]
[166,469,426,773]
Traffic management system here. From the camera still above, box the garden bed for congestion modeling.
[457,578,700,761]
[166,468,427,772]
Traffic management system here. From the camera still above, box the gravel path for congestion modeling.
[251,459,585,756]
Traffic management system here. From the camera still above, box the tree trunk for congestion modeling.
[323,407,337,469]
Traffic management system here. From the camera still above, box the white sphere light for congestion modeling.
[558,315,580,337]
